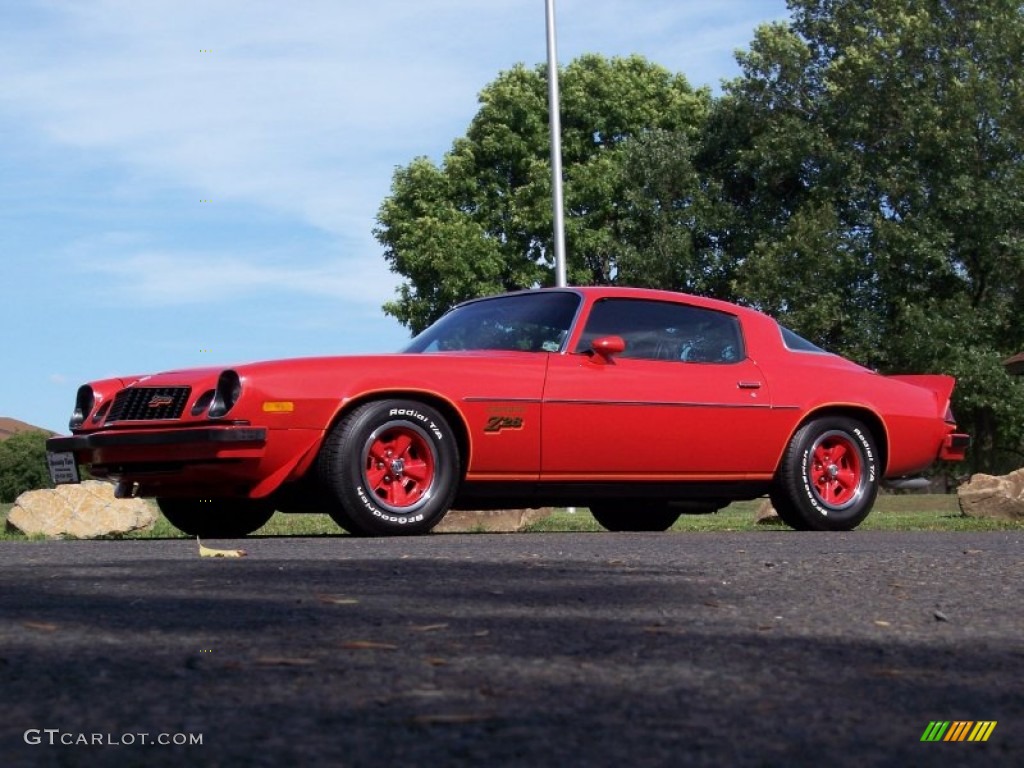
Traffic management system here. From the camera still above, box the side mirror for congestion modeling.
[590,335,626,362]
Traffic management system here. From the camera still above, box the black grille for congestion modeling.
[106,387,191,423]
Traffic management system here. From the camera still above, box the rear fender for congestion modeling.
[887,374,955,416]
[888,374,969,461]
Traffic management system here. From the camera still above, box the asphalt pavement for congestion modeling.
[1,531,1020,767]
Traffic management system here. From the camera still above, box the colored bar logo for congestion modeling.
[921,721,997,742]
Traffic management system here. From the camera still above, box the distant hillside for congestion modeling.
[0,417,54,441]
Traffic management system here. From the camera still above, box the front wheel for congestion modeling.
[589,502,681,532]
[318,400,460,536]
[157,498,275,538]
[770,417,879,531]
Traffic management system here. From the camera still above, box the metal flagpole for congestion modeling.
[545,0,568,288]
[546,0,573,513]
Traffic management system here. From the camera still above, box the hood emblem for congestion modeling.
[147,395,175,408]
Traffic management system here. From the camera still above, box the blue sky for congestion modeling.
[1,0,789,432]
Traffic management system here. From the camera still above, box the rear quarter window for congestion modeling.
[780,325,829,354]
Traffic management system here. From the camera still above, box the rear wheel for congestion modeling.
[318,400,460,536]
[589,502,681,532]
[770,416,879,531]
[157,498,275,538]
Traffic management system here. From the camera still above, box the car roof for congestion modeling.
[491,285,766,320]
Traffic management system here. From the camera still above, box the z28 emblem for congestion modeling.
[484,416,524,433]
[147,395,175,408]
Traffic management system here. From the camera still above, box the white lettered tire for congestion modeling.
[770,416,879,531]
[318,400,460,536]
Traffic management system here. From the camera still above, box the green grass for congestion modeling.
[120,510,343,539]
[0,501,342,541]
[2,494,1020,540]
[526,494,1022,533]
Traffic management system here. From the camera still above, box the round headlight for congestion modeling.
[191,389,216,416]
[208,370,242,418]
[70,385,95,430]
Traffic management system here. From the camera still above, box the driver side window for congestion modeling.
[576,298,744,364]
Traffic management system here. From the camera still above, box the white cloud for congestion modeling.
[1,1,787,240]
[0,0,791,434]
[73,243,398,307]
[0,1,538,236]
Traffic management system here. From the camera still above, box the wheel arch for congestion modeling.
[319,390,471,480]
[780,406,889,477]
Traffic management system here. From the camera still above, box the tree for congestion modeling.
[375,5,1024,472]
[375,54,712,333]
[0,432,53,502]
[703,0,1024,472]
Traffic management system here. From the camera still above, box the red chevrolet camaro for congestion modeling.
[47,287,969,536]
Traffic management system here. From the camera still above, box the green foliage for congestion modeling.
[375,54,711,332]
[377,2,1024,471]
[0,432,53,502]
[703,0,1024,472]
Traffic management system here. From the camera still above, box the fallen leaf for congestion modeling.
[317,595,360,605]
[23,621,58,632]
[342,641,398,651]
[197,538,247,558]
[409,623,449,633]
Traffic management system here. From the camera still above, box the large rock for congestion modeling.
[957,470,1024,521]
[754,498,781,524]
[7,481,158,538]
[434,508,552,533]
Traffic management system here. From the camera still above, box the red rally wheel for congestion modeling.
[770,416,880,531]
[362,423,437,512]
[807,430,865,510]
[318,399,460,536]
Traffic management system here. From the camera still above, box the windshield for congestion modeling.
[403,291,582,353]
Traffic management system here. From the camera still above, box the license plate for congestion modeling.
[47,452,81,485]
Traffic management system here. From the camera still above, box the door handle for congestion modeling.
[737,380,762,390]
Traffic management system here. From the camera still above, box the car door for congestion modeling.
[540,297,779,479]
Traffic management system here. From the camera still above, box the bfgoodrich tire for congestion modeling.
[318,400,460,536]
[770,416,879,531]
[157,498,275,538]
